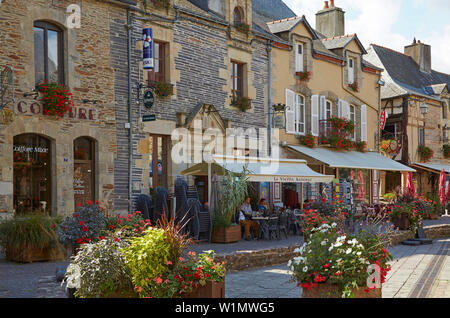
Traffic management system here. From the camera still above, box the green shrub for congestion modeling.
[0,214,62,253]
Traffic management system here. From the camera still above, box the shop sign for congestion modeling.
[15,100,96,121]
[380,110,387,130]
[143,114,156,122]
[143,90,155,109]
[13,145,49,153]
[143,28,154,70]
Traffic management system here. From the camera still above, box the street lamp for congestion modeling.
[420,102,428,114]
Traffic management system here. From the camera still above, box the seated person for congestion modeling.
[239,197,260,240]
[257,198,268,216]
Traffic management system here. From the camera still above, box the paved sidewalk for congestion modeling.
[225,238,450,298]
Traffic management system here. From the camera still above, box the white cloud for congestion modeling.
[283,0,450,73]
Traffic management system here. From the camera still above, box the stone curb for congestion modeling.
[217,224,450,272]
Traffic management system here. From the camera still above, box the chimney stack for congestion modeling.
[404,39,432,74]
[316,0,345,38]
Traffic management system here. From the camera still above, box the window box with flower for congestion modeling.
[295,71,311,81]
[418,145,433,162]
[348,81,359,92]
[297,133,316,148]
[235,22,250,36]
[231,94,252,112]
[149,80,174,99]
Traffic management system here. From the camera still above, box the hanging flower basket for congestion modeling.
[37,80,74,117]
[353,141,367,152]
[418,145,433,162]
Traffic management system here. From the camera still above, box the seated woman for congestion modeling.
[239,197,260,240]
[256,198,268,216]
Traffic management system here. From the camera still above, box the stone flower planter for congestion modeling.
[302,283,382,298]
[5,244,66,263]
[184,280,225,298]
[212,225,241,243]
[392,213,410,231]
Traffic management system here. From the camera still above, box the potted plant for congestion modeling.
[298,133,316,148]
[149,80,173,99]
[289,222,393,298]
[0,214,66,263]
[348,81,359,92]
[235,22,250,36]
[212,167,249,243]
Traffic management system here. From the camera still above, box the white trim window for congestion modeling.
[325,100,333,120]
[295,94,306,135]
[295,43,304,73]
[350,104,356,141]
[348,57,355,84]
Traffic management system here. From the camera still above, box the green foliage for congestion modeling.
[150,80,173,98]
[0,214,62,252]
[443,144,450,159]
[214,167,250,228]
[121,227,173,295]
[235,22,250,35]
[231,95,252,112]
[65,238,135,298]
[418,145,434,162]
[298,133,316,148]
[36,80,73,117]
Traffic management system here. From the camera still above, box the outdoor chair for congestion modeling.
[278,212,289,239]
[198,209,212,242]
[288,213,302,235]
[268,217,280,240]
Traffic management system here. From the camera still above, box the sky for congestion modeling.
[283,0,450,74]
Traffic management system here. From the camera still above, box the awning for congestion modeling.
[412,163,450,174]
[181,155,334,183]
[288,145,415,172]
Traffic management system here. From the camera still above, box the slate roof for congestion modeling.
[370,44,450,99]
[252,0,296,21]
[320,34,367,54]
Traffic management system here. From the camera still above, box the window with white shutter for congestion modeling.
[325,100,332,119]
[295,43,304,73]
[341,100,350,120]
[337,99,342,118]
[311,95,319,136]
[285,89,296,133]
[319,96,326,121]
[361,104,367,142]
[350,105,356,141]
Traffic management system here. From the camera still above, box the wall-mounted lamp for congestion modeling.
[377,79,385,86]
[420,102,428,114]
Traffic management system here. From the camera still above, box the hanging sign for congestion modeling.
[143,90,155,109]
[142,28,154,70]
[142,114,156,122]
[380,110,387,130]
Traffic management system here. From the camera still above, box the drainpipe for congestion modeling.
[127,9,133,213]
[267,40,273,157]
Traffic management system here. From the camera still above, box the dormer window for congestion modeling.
[234,7,243,26]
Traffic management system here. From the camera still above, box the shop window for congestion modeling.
[149,135,169,189]
[148,41,167,83]
[34,21,64,86]
[231,61,245,98]
[74,137,96,207]
[13,134,52,214]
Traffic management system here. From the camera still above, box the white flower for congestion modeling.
[321,240,327,246]
[287,260,292,267]
[356,252,362,256]
[328,245,334,252]
[331,222,337,228]
[346,248,352,254]
[303,266,308,272]
[334,242,343,248]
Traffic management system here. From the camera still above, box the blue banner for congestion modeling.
[143,28,154,70]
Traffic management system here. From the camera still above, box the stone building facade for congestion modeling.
[110,0,295,213]
[0,0,131,217]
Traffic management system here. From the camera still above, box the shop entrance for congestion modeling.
[74,137,95,207]
[13,134,52,214]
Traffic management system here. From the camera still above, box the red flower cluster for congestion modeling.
[38,80,74,118]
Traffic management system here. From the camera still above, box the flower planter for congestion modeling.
[302,283,382,298]
[184,280,225,298]
[392,213,410,231]
[212,225,241,243]
[5,244,66,263]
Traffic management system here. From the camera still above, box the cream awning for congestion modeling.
[181,155,334,183]
[288,145,415,172]
[412,163,450,174]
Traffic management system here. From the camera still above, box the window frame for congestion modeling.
[149,134,169,189]
[350,104,356,141]
[148,40,166,83]
[33,21,64,86]
[348,57,355,84]
[233,7,243,26]
[325,100,333,120]
[419,127,425,146]
[295,43,304,73]
[295,94,306,135]
[231,60,245,98]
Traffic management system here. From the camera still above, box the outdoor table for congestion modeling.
[253,216,278,240]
